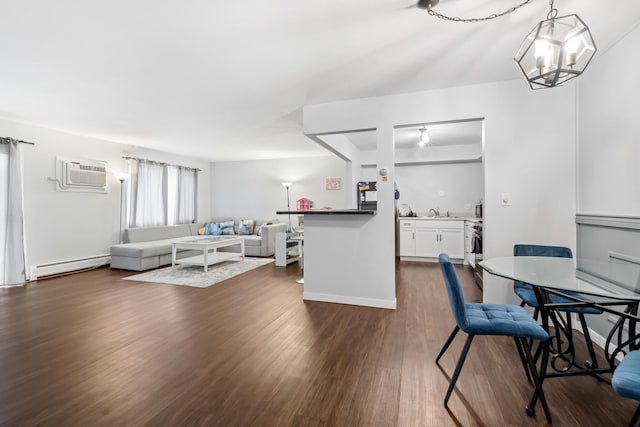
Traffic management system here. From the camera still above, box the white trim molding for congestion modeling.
[303,292,396,310]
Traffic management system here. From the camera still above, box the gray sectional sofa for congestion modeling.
[110,217,286,271]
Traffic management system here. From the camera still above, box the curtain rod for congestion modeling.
[122,155,201,172]
[0,137,35,145]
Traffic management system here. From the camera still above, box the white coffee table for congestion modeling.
[172,236,245,272]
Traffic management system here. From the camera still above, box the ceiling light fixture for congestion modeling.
[422,0,596,90]
[514,0,596,89]
[418,127,430,147]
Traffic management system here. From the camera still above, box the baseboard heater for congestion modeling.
[31,254,111,279]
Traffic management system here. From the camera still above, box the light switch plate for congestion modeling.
[501,193,511,206]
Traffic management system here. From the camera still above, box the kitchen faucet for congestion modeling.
[429,208,440,217]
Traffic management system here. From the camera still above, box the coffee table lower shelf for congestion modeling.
[173,252,243,272]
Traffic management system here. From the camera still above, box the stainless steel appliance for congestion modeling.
[475,202,483,219]
[357,181,377,211]
[472,221,483,289]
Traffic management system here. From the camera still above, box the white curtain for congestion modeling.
[176,167,197,224]
[0,139,29,286]
[133,161,166,227]
[129,159,197,228]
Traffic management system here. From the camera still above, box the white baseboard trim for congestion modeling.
[399,256,464,264]
[31,254,111,279]
[303,292,396,309]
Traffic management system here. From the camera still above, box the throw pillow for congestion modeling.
[237,219,255,235]
[256,222,273,237]
[198,227,205,235]
[219,220,235,235]
[204,223,222,235]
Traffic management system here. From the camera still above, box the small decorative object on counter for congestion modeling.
[296,198,312,211]
[398,204,415,217]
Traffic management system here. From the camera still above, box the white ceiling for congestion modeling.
[1,1,639,161]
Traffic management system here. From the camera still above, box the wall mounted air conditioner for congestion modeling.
[64,161,107,187]
[54,156,108,193]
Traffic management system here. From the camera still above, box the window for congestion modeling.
[127,158,197,228]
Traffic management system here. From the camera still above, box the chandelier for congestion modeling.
[421,0,597,90]
[514,1,597,89]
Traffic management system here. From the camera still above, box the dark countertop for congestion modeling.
[276,209,376,215]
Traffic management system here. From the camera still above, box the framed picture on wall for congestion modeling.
[325,177,341,190]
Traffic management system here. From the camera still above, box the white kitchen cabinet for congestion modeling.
[399,227,416,256]
[439,228,465,258]
[415,228,439,257]
[399,219,464,261]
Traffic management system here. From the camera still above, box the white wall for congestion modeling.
[0,117,211,270]
[361,162,483,217]
[305,78,576,305]
[209,156,351,224]
[578,23,640,215]
[577,23,640,341]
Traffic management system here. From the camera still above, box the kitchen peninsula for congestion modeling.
[276,209,396,309]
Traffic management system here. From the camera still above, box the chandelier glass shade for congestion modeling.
[418,127,430,147]
[515,13,597,89]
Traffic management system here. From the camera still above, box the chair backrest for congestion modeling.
[514,244,572,258]
[438,253,468,331]
[513,244,572,289]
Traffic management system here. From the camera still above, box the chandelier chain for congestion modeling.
[547,0,558,19]
[427,0,535,23]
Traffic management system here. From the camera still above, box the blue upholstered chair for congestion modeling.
[437,253,552,423]
[612,351,640,427]
[513,244,603,368]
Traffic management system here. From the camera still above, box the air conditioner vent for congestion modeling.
[54,156,108,193]
[65,162,107,187]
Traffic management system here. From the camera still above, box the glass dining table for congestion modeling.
[480,256,640,417]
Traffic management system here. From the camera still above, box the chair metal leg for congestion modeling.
[436,326,460,363]
[578,313,599,369]
[514,337,532,383]
[524,338,552,424]
[444,334,474,407]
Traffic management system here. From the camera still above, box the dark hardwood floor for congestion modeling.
[0,260,635,426]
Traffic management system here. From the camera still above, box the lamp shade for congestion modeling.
[114,172,129,181]
[515,14,596,89]
[281,181,292,188]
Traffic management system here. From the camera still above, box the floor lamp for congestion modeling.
[114,173,129,244]
[281,181,293,233]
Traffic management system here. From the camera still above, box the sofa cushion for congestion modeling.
[124,224,192,243]
[189,222,205,235]
[243,235,262,247]
[111,236,196,258]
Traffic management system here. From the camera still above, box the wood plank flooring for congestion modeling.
[0,260,635,426]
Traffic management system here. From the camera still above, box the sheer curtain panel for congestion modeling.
[127,158,198,228]
[177,167,197,224]
[0,139,29,286]
[133,161,166,227]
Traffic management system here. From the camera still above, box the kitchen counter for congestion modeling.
[399,216,481,222]
[277,209,376,215]
[276,208,394,309]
